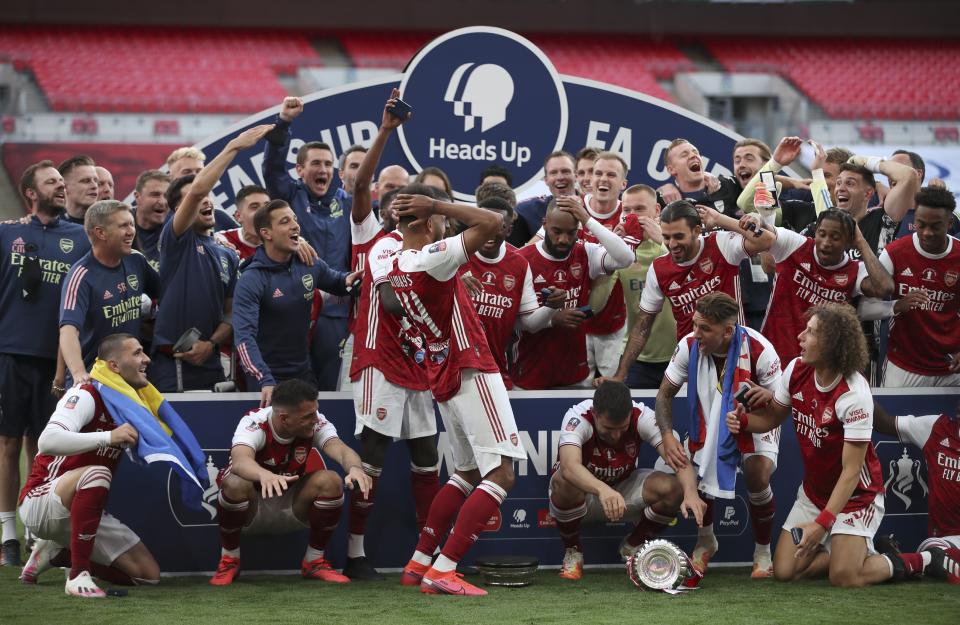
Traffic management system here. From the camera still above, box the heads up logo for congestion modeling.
[397,27,568,201]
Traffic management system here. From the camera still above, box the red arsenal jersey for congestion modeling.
[881,234,960,376]
[763,229,864,364]
[19,385,121,505]
[387,234,499,403]
[556,399,662,485]
[774,358,883,512]
[514,240,608,388]
[350,231,429,390]
[579,196,627,336]
[640,231,749,338]
[459,243,539,389]
[896,413,960,538]
[223,406,339,480]
[216,228,259,261]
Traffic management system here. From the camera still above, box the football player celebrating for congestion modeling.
[388,189,526,596]
[209,379,372,586]
[550,381,705,579]
[727,303,938,587]
[654,293,783,578]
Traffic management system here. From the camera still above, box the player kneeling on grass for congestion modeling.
[210,378,372,586]
[550,381,705,580]
[726,303,942,587]
[19,334,162,598]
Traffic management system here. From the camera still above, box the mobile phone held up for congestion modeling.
[388,98,412,120]
[734,381,751,410]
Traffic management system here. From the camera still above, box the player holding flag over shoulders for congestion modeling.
[727,303,943,587]
[655,292,782,578]
[19,332,208,597]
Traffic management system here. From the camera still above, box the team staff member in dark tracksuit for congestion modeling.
[59,200,160,386]
[234,199,361,408]
[149,127,272,391]
[262,97,353,391]
[0,161,91,566]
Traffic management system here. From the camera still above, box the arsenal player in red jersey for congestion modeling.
[514,199,635,388]
[549,381,705,580]
[763,209,893,365]
[728,304,939,587]
[866,187,960,387]
[608,200,776,383]
[459,196,557,387]
[18,334,159,597]
[343,92,440,580]
[386,190,525,596]
[215,185,270,261]
[209,379,371,586]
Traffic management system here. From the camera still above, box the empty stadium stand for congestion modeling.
[706,37,960,120]
[0,26,320,114]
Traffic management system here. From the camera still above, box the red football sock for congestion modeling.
[69,468,112,580]
[217,492,250,552]
[439,481,506,565]
[51,549,137,586]
[90,562,137,586]
[410,465,440,532]
[308,495,344,552]
[748,487,775,546]
[414,475,472,558]
[627,506,673,547]
[347,465,380,535]
[550,497,587,551]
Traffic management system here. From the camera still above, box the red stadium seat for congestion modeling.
[0,26,320,114]
[705,37,960,120]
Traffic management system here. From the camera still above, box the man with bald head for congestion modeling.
[376,165,409,197]
[513,198,635,388]
[95,167,114,201]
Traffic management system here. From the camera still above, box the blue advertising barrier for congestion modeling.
[183,26,746,214]
[110,389,956,573]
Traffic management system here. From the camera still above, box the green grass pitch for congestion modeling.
[1,564,957,625]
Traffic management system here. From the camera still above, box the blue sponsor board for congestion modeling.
[188,27,740,215]
[110,389,955,573]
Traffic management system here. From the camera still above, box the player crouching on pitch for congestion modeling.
[726,304,942,587]
[550,381,705,580]
[209,379,372,585]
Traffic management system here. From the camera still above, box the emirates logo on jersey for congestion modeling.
[294,446,307,464]
[699,258,714,274]
[570,263,583,279]
[834,274,849,286]
[502,274,516,290]
[946,270,958,287]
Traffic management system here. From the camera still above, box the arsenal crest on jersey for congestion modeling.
[821,406,834,424]
[503,274,516,290]
[698,258,714,274]
[946,270,958,287]
[570,263,583,279]
[294,446,307,464]
[834,273,849,286]
[625,441,638,457]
